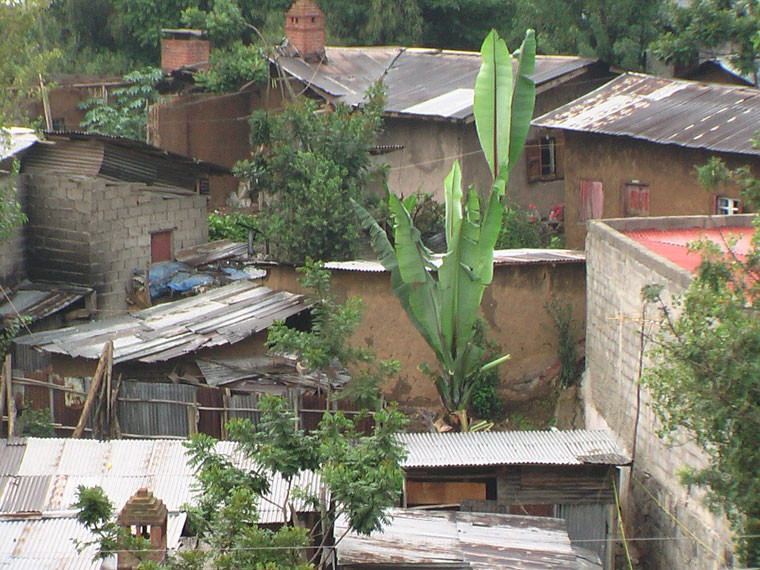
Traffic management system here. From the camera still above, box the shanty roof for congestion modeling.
[533,72,760,157]
[336,509,603,569]
[276,47,600,121]
[14,281,309,364]
[323,248,585,272]
[0,127,39,163]
[397,430,630,469]
[0,437,320,568]
[0,282,93,326]
[197,354,350,392]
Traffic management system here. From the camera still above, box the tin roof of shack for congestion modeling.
[323,249,585,272]
[336,509,603,569]
[13,281,309,364]
[275,47,602,121]
[533,73,760,157]
[0,437,321,569]
[397,430,630,469]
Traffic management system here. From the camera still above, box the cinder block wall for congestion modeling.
[584,217,738,569]
[25,174,207,316]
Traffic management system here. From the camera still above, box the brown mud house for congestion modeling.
[583,214,752,569]
[150,0,617,215]
[532,73,760,249]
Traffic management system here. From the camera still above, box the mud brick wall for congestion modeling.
[24,174,207,316]
[584,216,739,569]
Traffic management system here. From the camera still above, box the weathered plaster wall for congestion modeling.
[584,216,738,569]
[562,132,755,249]
[24,174,207,315]
[264,260,585,406]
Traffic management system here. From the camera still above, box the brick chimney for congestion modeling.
[285,0,326,62]
[116,488,168,569]
[161,29,210,73]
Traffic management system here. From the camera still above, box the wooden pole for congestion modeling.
[73,342,112,438]
[0,355,6,436]
[4,355,14,437]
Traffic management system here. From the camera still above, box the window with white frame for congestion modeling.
[715,196,741,215]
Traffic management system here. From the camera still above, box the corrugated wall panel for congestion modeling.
[557,503,613,570]
[117,381,194,437]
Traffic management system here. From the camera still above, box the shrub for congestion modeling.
[207,210,257,242]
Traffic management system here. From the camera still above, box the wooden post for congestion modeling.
[0,355,6,436]
[110,374,122,439]
[4,355,14,437]
[73,342,112,438]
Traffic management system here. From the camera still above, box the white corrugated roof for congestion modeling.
[0,127,39,162]
[3,438,322,524]
[397,430,630,468]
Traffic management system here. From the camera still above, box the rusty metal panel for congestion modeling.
[21,137,103,177]
[533,73,760,157]
[398,431,630,469]
[117,381,195,437]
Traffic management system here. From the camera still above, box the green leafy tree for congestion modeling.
[79,67,162,140]
[194,41,267,93]
[652,0,760,85]
[234,84,385,263]
[354,29,535,423]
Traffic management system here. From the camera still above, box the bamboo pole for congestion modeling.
[4,355,14,437]
[73,341,112,438]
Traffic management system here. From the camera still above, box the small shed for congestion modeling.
[397,430,630,569]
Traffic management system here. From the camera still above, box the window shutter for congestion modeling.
[579,180,604,222]
[555,134,564,179]
[526,140,541,182]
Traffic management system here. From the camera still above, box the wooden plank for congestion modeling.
[72,341,112,438]
[406,481,486,506]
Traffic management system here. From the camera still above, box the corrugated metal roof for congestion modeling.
[323,249,584,273]
[397,430,630,469]
[336,509,603,569]
[175,239,249,267]
[533,72,760,157]
[14,281,309,364]
[276,47,600,121]
[2,438,322,526]
[0,128,39,162]
[624,225,755,273]
[41,131,230,174]
[0,282,92,325]
[0,513,186,570]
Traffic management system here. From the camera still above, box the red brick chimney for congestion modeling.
[116,488,168,569]
[285,0,326,62]
[161,29,210,73]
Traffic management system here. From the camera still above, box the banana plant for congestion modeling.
[354,29,536,420]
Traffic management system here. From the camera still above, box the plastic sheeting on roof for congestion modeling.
[397,430,630,469]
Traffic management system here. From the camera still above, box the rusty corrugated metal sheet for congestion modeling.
[533,73,760,157]
[276,47,600,121]
[397,430,630,469]
[175,239,249,267]
[0,282,93,325]
[623,225,755,273]
[0,440,26,475]
[14,281,309,364]
[336,509,603,569]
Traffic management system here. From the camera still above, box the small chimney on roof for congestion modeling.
[285,0,326,63]
[116,488,168,569]
[161,28,210,73]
